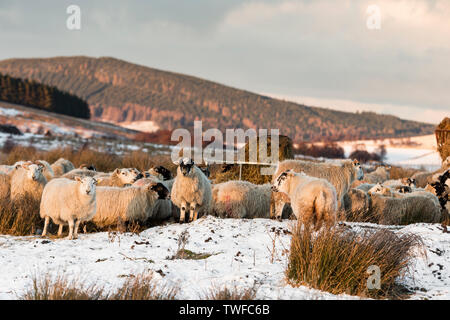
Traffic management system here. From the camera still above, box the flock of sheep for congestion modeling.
[0,154,449,240]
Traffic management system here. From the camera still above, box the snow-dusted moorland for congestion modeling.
[0,216,449,300]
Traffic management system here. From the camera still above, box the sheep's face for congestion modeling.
[368,183,388,195]
[352,159,364,181]
[79,164,97,171]
[272,171,293,193]
[20,163,44,181]
[115,168,142,184]
[149,182,170,199]
[149,166,173,181]
[76,176,97,196]
[401,178,416,187]
[179,158,195,177]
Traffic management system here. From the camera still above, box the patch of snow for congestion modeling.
[0,216,448,300]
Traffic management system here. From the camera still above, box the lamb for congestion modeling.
[93,182,169,227]
[96,168,143,187]
[272,170,338,229]
[40,177,97,240]
[369,191,441,225]
[211,181,272,219]
[10,162,47,202]
[272,159,362,209]
[51,158,75,177]
[171,158,212,223]
[0,172,11,201]
[362,166,391,184]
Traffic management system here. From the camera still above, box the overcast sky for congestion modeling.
[0,0,448,123]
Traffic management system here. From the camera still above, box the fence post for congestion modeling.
[239,163,242,180]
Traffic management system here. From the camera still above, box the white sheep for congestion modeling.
[272,170,338,229]
[93,182,169,227]
[171,158,212,223]
[273,159,362,209]
[10,162,47,202]
[211,181,272,219]
[40,177,97,239]
[51,158,75,177]
[96,168,142,187]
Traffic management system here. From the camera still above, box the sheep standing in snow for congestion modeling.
[270,191,292,220]
[272,159,362,209]
[10,162,47,202]
[0,172,11,201]
[40,177,97,239]
[171,158,212,223]
[93,182,169,227]
[51,158,75,177]
[272,170,338,229]
[211,181,272,218]
[96,168,143,187]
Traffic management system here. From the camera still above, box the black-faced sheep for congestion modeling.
[171,158,212,223]
[272,170,338,229]
[40,177,97,240]
[146,165,175,191]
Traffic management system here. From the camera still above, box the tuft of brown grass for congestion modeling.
[21,274,106,300]
[21,272,178,300]
[286,224,423,299]
[202,283,258,300]
[0,195,48,236]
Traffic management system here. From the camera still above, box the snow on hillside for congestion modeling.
[0,216,448,300]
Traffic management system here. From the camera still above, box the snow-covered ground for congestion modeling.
[0,216,448,300]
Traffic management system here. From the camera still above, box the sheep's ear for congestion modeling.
[93,178,98,185]
[75,176,82,182]
[114,168,120,174]
[173,159,181,166]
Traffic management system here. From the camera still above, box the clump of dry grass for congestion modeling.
[202,283,258,300]
[21,272,178,300]
[21,274,106,300]
[0,195,48,236]
[286,224,423,299]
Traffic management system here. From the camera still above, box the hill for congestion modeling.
[0,56,435,142]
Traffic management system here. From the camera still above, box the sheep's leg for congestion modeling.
[189,203,197,222]
[73,220,81,239]
[42,216,49,237]
[57,224,63,237]
[66,219,74,240]
[179,201,187,223]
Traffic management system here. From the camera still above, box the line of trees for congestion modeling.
[0,73,90,119]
